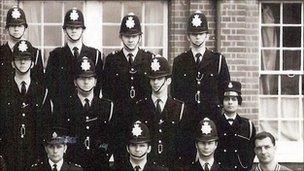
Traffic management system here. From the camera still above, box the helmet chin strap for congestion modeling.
[122,35,140,51]
[129,151,147,159]
[9,31,24,40]
[75,81,94,93]
[154,78,166,93]
[13,60,32,74]
[66,29,82,42]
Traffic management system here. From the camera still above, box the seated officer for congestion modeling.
[135,55,187,168]
[30,127,82,171]
[60,56,114,170]
[114,121,168,171]
[216,81,256,170]
[0,40,50,170]
[184,118,221,171]
[251,131,292,171]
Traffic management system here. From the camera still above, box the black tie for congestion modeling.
[195,53,202,67]
[84,98,90,111]
[73,47,79,58]
[156,99,162,115]
[128,53,134,67]
[52,164,58,171]
[227,118,234,125]
[135,165,140,171]
[21,81,26,95]
[204,163,209,171]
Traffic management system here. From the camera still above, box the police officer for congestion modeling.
[103,12,154,164]
[135,56,186,168]
[30,126,82,171]
[61,56,114,170]
[184,118,221,171]
[114,121,168,171]
[216,81,256,170]
[45,7,103,118]
[0,40,50,170]
[0,6,44,88]
[171,10,230,124]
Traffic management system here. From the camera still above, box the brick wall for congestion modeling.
[0,0,17,45]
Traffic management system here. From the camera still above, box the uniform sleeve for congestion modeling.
[33,49,45,84]
[45,51,58,102]
[102,55,113,100]
[171,58,179,99]
[95,50,103,97]
[248,122,256,169]
[218,54,230,104]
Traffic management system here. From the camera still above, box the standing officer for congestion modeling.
[184,118,221,171]
[61,56,114,170]
[216,81,256,170]
[0,6,44,88]
[45,7,103,118]
[135,56,186,168]
[103,12,154,164]
[0,40,50,170]
[171,10,230,124]
[30,127,82,171]
[114,121,168,171]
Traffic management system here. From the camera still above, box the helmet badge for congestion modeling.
[126,16,135,29]
[201,122,212,135]
[70,10,79,21]
[81,58,91,71]
[191,14,202,27]
[18,41,28,52]
[228,82,233,88]
[12,8,21,19]
[151,58,160,72]
[132,123,143,137]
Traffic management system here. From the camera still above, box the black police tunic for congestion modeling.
[135,97,185,168]
[216,114,256,170]
[30,160,83,171]
[45,44,103,117]
[171,49,230,123]
[183,161,221,171]
[0,76,50,170]
[114,161,168,171]
[62,94,114,170]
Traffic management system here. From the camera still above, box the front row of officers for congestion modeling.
[0,40,292,171]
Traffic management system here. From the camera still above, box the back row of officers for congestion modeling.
[0,6,292,171]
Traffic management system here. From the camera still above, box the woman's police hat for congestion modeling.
[224,81,243,105]
[42,127,75,145]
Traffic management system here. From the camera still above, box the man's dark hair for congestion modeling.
[254,131,276,146]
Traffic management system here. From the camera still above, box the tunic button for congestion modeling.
[131,86,134,88]
[131,77,134,80]
[183,74,187,77]
[159,129,162,133]
[61,67,64,69]
[223,149,226,152]
[234,134,237,136]
[145,121,148,123]
[104,121,107,123]
[22,113,25,117]
[86,126,89,130]
[158,140,162,143]
[235,149,237,153]
[67,118,70,121]
[144,72,147,75]
[172,121,175,124]
[116,73,119,76]
[86,116,89,120]
[224,133,227,136]
[235,166,237,168]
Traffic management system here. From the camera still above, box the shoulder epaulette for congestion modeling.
[31,161,43,167]
[136,97,148,104]
[111,50,118,55]
[68,162,82,168]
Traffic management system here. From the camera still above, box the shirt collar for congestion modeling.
[14,75,31,90]
[7,41,15,52]
[129,158,147,171]
[151,94,167,106]
[198,157,214,170]
[48,158,64,171]
[224,113,237,120]
[67,42,82,55]
[191,48,206,61]
[77,92,94,106]
[122,47,139,61]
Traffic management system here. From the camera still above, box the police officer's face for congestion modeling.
[223,95,239,114]
[121,34,141,51]
[127,143,151,161]
[150,77,171,92]
[45,144,67,163]
[65,26,83,41]
[188,33,209,47]
[75,77,96,92]
[254,137,276,164]
[196,140,218,157]
[8,25,26,39]
[12,58,33,74]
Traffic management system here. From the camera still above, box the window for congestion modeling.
[19,1,168,67]
[259,1,303,162]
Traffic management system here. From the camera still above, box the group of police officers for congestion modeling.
[0,5,292,171]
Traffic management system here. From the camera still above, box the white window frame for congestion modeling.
[259,1,304,163]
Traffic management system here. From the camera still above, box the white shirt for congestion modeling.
[14,76,31,93]
[123,48,138,62]
[151,94,168,112]
[191,48,205,62]
[130,158,147,171]
[77,93,94,107]
[48,159,63,171]
[198,157,214,170]
[8,41,15,52]
[224,113,237,125]
[67,42,82,56]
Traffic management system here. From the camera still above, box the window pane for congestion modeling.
[283,50,301,70]
[281,98,299,118]
[281,75,299,95]
[281,121,299,141]
[260,121,278,138]
[102,1,121,23]
[283,3,301,24]
[21,1,42,23]
[260,75,278,95]
[261,50,279,71]
[24,25,41,46]
[145,26,163,47]
[261,27,279,47]
[261,3,280,24]
[124,1,142,21]
[102,26,120,46]
[283,27,301,47]
[260,97,278,118]
[64,1,83,13]
[44,1,62,23]
[145,1,163,23]
[44,26,62,46]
